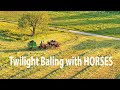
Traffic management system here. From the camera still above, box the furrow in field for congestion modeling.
[25,39,86,79]
[9,35,81,79]
[43,49,96,79]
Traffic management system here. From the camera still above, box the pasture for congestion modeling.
[0,11,120,79]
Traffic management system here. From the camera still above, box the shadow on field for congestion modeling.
[115,73,120,79]
[51,18,120,26]
[0,48,29,53]
[73,39,120,50]
[0,48,44,53]
[53,12,113,20]
[1,40,120,53]
[88,27,120,38]
[0,29,31,41]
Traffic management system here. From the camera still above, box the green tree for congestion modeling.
[18,12,50,36]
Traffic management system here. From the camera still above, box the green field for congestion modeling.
[0,11,120,79]
[50,11,120,38]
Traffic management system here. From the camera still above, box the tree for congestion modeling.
[18,12,50,36]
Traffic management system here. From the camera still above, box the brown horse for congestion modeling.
[38,40,60,49]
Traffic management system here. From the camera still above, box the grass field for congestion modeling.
[0,11,120,79]
[50,11,120,38]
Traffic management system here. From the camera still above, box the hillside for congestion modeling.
[0,11,120,79]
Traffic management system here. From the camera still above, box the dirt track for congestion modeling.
[49,27,120,41]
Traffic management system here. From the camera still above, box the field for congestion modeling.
[0,11,120,79]
[50,11,120,38]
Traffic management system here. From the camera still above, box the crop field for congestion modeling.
[50,11,120,38]
[0,11,120,79]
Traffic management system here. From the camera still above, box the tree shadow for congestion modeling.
[73,39,120,50]
[0,29,31,41]
[0,30,15,41]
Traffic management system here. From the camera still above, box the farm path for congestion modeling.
[49,27,120,41]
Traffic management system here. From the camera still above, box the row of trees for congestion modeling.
[18,11,50,36]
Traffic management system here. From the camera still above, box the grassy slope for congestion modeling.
[50,11,120,38]
[1,11,120,38]
[0,11,120,79]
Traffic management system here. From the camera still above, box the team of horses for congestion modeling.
[28,40,60,50]
[38,40,60,49]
